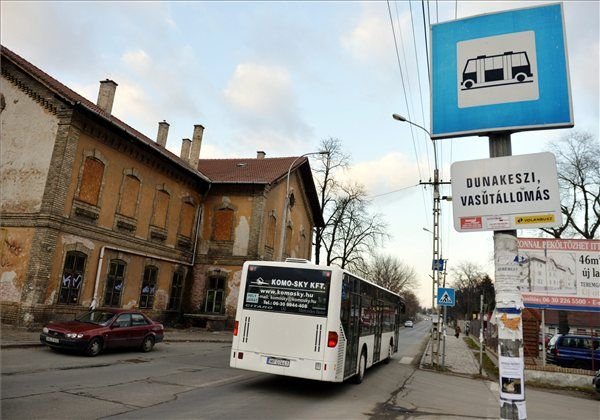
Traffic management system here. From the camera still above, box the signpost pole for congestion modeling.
[479,294,484,375]
[490,133,527,420]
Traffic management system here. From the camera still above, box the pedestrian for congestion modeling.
[454,324,461,339]
[466,321,470,337]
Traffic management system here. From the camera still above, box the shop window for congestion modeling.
[78,157,104,205]
[139,266,158,309]
[204,276,225,314]
[104,259,126,307]
[168,270,185,310]
[213,208,234,241]
[58,251,86,305]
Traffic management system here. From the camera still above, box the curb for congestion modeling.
[1,337,232,349]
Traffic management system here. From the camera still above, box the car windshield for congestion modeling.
[548,335,560,346]
[76,310,116,326]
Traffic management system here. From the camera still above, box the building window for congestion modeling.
[58,251,86,305]
[212,208,234,241]
[266,212,276,249]
[139,266,158,309]
[118,174,141,218]
[204,276,226,313]
[104,259,126,307]
[168,270,185,310]
[179,201,195,238]
[78,157,104,205]
[152,188,170,228]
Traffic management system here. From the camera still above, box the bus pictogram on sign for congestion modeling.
[461,51,534,91]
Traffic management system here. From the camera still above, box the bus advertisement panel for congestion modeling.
[243,265,330,316]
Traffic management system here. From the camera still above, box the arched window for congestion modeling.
[139,265,158,309]
[212,208,234,241]
[119,174,141,218]
[152,188,170,228]
[78,157,104,205]
[168,269,185,310]
[179,201,195,238]
[104,259,126,307]
[58,251,86,305]
[266,212,276,249]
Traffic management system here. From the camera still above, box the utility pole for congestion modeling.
[441,265,448,368]
[489,133,527,419]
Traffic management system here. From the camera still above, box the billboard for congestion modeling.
[518,238,600,312]
[451,152,561,232]
[431,3,573,139]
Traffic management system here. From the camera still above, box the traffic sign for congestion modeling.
[437,288,455,307]
[432,259,446,271]
[431,3,572,139]
[450,152,562,232]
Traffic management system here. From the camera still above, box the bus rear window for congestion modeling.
[243,265,331,317]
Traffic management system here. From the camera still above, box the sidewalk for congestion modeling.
[420,332,481,376]
[0,324,232,349]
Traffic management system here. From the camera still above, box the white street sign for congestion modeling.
[451,152,562,232]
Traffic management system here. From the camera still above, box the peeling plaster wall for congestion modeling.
[233,216,249,256]
[0,228,35,302]
[0,79,58,212]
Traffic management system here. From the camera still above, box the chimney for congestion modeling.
[189,124,204,168]
[257,151,266,159]
[156,120,170,147]
[180,138,191,161]
[96,79,118,114]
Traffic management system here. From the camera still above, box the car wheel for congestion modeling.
[141,335,155,353]
[85,337,103,357]
[353,350,367,384]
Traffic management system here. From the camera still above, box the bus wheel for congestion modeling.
[384,341,393,364]
[353,350,367,384]
[464,80,474,89]
[516,73,526,82]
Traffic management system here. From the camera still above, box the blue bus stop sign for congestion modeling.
[431,3,572,139]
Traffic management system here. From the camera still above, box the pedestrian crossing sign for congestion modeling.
[437,287,455,307]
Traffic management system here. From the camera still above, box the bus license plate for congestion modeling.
[266,357,290,367]
[46,336,59,343]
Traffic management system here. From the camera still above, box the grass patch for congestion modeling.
[463,336,479,350]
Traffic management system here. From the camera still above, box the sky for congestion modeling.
[2,1,598,307]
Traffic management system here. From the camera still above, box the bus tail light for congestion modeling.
[233,320,239,336]
[327,331,338,348]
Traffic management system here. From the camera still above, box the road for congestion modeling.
[2,322,429,419]
[3,321,599,419]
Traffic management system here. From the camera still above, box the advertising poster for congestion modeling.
[499,355,525,400]
[518,238,600,312]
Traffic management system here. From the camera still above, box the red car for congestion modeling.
[40,309,164,356]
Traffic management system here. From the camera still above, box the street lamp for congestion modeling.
[393,113,443,366]
[278,151,329,261]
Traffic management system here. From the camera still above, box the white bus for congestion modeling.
[230,260,404,383]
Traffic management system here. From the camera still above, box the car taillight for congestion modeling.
[233,320,239,336]
[327,331,338,348]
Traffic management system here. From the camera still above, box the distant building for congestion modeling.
[0,45,323,328]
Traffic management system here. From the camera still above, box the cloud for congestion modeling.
[341,5,393,63]
[223,63,313,153]
[340,152,422,198]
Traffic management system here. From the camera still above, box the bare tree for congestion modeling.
[322,183,388,271]
[542,131,600,239]
[399,289,421,320]
[357,254,417,294]
[450,261,488,319]
[313,138,350,264]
